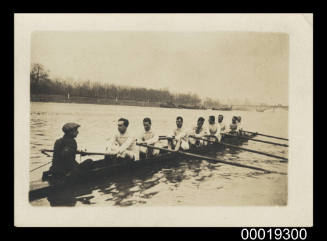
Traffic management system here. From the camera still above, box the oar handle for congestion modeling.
[159,136,175,140]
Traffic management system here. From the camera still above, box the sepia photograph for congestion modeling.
[15,14,312,227]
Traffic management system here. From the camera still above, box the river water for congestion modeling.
[30,102,288,206]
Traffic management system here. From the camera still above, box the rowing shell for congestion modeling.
[29,132,257,202]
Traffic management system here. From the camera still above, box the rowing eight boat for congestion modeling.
[29,132,257,202]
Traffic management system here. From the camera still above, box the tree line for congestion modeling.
[30,63,209,106]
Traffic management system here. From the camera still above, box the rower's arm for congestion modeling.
[118,136,136,153]
[195,129,206,137]
[215,125,221,136]
[178,129,189,139]
[220,124,225,134]
[105,134,116,151]
[145,134,159,145]
[187,128,197,137]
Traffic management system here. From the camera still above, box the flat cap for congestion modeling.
[62,122,80,133]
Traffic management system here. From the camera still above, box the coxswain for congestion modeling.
[189,117,207,147]
[44,122,93,181]
[207,115,221,142]
[105,118,137,161]
[168,116,190,151]
[137,117,160,159]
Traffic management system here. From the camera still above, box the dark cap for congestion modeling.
[62,122,80,133]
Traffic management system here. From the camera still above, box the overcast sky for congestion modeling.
[31,31,289,105]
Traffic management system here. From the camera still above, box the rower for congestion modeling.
[218,114,226,134]
[229,116,239,135]
[207,115,222,142]
[168,116,190,151]
[189,117,207,147]
[105,118,137,162]
[237,116,243,135]
[43,123,93,181]
[137,117,160,159]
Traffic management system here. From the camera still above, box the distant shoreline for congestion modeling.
[31,94,162,108]
[30,95,219,110]
[30,94,288,111]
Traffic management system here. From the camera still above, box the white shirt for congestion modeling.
[138,129,159,145]
[207,123,221,136]
[173,127,189,141]
[191,125,207,137]
[106,130,136,152]
[237,122,243,130]
[218,121,226,133]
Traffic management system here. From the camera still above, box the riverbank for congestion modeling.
[31,94,162,108]
[31,94,288,111]
[31,94,208,110]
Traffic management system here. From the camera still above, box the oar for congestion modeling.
[189,136,288,162]
[30,161,53,172]
[40,149,107,156]
[31,149,108,173]
[136,143,286,175]
[218,134,288,147]
[243,131,288,141]
[159,136,175,140]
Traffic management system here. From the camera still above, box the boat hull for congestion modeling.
[29,133,256,201]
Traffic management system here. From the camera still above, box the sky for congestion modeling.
[31,31,289,105]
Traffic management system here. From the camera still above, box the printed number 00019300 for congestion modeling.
[241,228,307,240]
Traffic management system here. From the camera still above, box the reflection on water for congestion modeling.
[30,102,288,206]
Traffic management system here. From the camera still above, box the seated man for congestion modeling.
[168,116,190,151]
[105,118,137,162]
[44,122,93,182]
[229,116,239,135]
[207,115,222,142]
[189,117,207,147]
[237,116,243,135]
[137,117,160,159]
[218,114,226,134]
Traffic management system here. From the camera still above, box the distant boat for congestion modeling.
[212,105,232,111]
[160,102,176,108]
[256,107,266,112]
[177,104,206,110]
